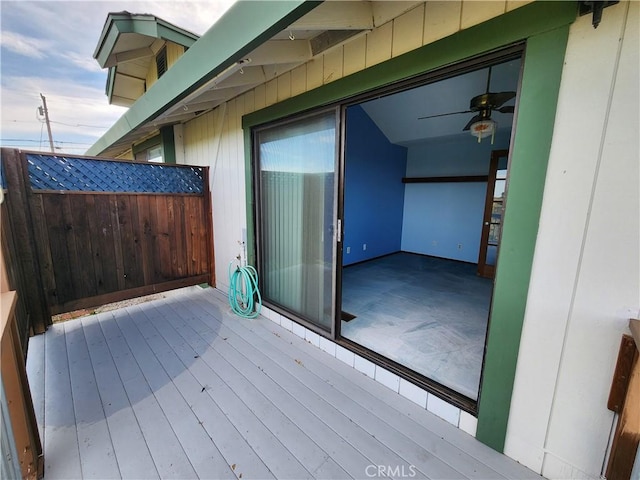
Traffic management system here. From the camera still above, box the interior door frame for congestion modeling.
[478,149,509,278]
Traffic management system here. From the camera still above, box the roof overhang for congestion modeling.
[88,1,424,157]
[94,12,199,107]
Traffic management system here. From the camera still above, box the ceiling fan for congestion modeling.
[418,65,516,132]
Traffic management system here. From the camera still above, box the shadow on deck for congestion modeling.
[26,286,540,479]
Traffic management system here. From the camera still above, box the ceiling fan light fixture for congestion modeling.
[470,118,497,144]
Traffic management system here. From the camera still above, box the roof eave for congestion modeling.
[88,1,321,157]
[93,12,199,69]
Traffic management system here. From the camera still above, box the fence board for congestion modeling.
[85,195,107,297]
[69,195,98,298]
[174,197,187,278]
[1,148,49,334]
[118,196,143,290]
[60,195,86,299]
[42,194,75,306]
[0,204,32,352]
[110,194,126,291]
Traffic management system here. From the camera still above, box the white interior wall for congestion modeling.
[504,2,639,478]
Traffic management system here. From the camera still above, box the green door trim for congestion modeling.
[242,0,576,452]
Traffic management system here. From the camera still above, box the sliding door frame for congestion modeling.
[252,106,342,337]
[244,0,575,451]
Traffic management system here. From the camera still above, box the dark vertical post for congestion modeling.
[1,148,51,333]
[203,167,215,287]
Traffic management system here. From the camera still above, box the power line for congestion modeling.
[50,121,110,129]
[1,139,95,146]
[4,119,110,129]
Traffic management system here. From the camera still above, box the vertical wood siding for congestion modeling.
[146,42,186,91]
[180,1,527,290]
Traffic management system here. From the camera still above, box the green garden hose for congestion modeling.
[228,261,262,318]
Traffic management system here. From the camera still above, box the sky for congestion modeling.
[0,0,236,154]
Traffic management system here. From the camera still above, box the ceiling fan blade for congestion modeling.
[488,91,516,108]
[418,109,472,120]
[497,105,515,114]
[462,113,483,131]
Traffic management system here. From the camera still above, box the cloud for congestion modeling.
[0,0,237,154]
[0,30,50,58]
[1,74,127,153]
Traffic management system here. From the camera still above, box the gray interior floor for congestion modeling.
[25,286,538,480]
[341,252,493,400]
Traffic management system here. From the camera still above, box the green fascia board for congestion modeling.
[241,0,576,453]
[131,134,160,156]
[106,67,115,98]
[87,1,320,156]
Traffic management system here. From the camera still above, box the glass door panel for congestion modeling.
[256,111,338,330]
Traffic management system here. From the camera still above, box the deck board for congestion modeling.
[80,315,159,479]
[143,299,372,479]
[43,324,82,479]
[200,290,540,479]
[113,308,233,480]
[162,295,443,478]
[28,286,541,480]
[175,292,492,479]
[64,320,121,479]
[97,310,197,479]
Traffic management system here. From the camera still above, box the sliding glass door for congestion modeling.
[255,110,339,331]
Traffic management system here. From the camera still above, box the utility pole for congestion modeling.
[39,93,54,152]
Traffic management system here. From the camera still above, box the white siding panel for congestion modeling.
[372,1,423,27]
[343,34,366,77]
[424,1,462,45]
[254,83,266,110]
[459,411,478,437]
[265,78,278,106]
[505,3,640,478]
[542,2,639,478]
[392,4,425,57]
[277,72,291,102]
[290,64,307,97]
[426,393,460,427]
[306,56,323,90]
[323,47,343,84]
[460,1,506,30]
[506,0,534,12]
[365,21,393,68]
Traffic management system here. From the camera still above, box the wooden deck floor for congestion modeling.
[26,286,539,480]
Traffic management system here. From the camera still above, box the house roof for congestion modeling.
[88,0,417,157]
[93,11,200,107]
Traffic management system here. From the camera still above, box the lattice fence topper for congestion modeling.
[26,154,204,194]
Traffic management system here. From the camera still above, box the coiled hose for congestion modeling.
[228,261,262,318]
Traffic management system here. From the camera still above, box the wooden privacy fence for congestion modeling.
[0,148,214,336]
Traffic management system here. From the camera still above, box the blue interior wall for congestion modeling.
[401,131,510,262]
[343,105,407,265]
[344,105,511,266]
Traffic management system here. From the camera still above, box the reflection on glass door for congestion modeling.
[255,111,338,331]
[478,149,508,279]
